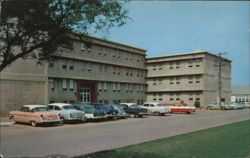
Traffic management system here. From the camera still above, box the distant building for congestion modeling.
[231,85,250,103]
[146,50,231,107]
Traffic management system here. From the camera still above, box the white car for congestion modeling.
[141,102,170,116]
[47,103,85,123]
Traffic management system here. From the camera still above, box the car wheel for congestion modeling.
[154,112,160,116]
[138,115,143,118]
[130,114,136,118]
[82,117,87,122]
[60,117,64,124]
[160,113,165,116]
[31,121,37,127]
[10,116,16,124]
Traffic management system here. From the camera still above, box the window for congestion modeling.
[176,98,180,101]
[196,65,200,67]
[170,98,174,101]
[189,98,193,101]
[113,83,116,92]
[126,68,129,76]
[49,60,54,67]
[170,81,173,84]
[196,98,200,101]
[153,64,156,70]
[153,81,156,85]
[62,79,67,90]
[126,84,129,92]
[69,60,74,70]
[189,81,193,84]
[159,80,163,84]
[98,82,103,92]
[81,43,86,51]
[113,66,116,74]
[196,81,200,83]
[169,66,173,69]
[54,106,60,110]
[69,80,74,91]
[51,80,54,91]
[188,65,193,68]
[117,83,121,92]
[103,82,108,92]
[176,81,180,84]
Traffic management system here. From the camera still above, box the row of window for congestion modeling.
[151,80,201,85]
[152,64,201,71]
[152,98,200,101]
[51,79,147,93]
[98,82,146,93]
[151,59,202,71]
[50,100,145,105]
[81,43,145,63]
[49,60,146,78]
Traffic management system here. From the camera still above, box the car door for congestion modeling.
[19,107,30,123]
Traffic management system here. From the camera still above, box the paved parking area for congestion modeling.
[0,109,249,157]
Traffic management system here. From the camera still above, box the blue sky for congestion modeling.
[93,1,249,86]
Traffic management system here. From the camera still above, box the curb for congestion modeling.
[0,122,12,126]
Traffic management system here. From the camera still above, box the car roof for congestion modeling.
[143,102,162,104]
[48,103,72,107]
[120,103,137,106]
[23,105,47,109]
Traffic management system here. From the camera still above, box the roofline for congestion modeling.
[146,50,231,62]
[70,32,147,52]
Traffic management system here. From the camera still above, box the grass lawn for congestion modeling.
[75,120,250,158]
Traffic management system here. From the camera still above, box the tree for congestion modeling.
[0,0,128,72]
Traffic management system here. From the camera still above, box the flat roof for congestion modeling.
[71,32,147,52]
[147,50,231,62]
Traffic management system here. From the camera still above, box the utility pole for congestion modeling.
[215,52,227,110]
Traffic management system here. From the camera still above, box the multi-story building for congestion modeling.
[48,35,147,105]
[146,50,231,107]
[0,35,147,116]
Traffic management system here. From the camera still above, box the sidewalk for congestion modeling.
[0,117,12,126]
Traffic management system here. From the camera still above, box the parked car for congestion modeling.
[228,102,245,110]
[72,103,106,120]
[169,103,196,114]
[109,104,129,119]
[47,103,85,123]
[120,103,148,118]
[141,102,170,116]
[9,105,60,127]
[206,103,232,110]
[90,103,119,119]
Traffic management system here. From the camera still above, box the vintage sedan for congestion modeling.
[206,103,232,110]
[47,103,85,123]
[228,102,245,110]
[109,104,129,119]
[141,102,170,116]
[90,103,119,119]
[169,104,196,114]
[9,105,60,127]
[72,103,106,120]
[120,103,148,118]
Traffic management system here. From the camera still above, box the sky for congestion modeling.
[93,1,249,86]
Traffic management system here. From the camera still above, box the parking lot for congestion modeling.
[0,109,249,157]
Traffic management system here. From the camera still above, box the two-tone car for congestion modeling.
[9,105,60,127]
[72,103,106,120]
[169,103,196,114]
[109,104,129,119]
[47,103,85,123]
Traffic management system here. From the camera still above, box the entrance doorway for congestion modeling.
[77,80,97,103]
[80,85,91,103]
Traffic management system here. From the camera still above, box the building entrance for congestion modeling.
[77,80,97,103]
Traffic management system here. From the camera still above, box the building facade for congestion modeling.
[231,85,250,103]
[48,35,147,105]
[0,57,48,116]
[146,50,231,107]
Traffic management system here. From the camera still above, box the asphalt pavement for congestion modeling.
[0,109,249,157]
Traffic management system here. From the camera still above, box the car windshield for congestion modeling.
[156,104,165,106]
[31,107,50,112]
[130,104,139,108]
[62,105,75,110]
[84,105,94,110]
